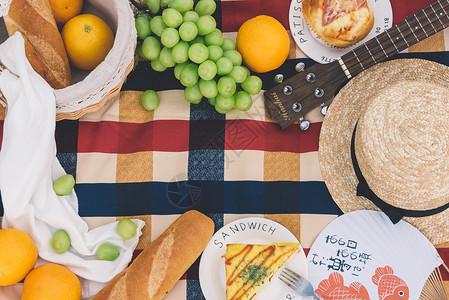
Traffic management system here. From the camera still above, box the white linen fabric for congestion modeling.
[0,32,144,298]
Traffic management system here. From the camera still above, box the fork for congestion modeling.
[278,267,322,300]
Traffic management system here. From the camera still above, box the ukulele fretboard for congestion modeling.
[341,0,449,77]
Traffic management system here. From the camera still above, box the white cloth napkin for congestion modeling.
[0,32,144,298]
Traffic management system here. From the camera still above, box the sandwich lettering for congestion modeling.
[213,221,277,249]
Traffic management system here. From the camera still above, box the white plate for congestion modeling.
[199,217,308,300]
[289,0,393,63]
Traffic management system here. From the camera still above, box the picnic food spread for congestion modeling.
[224,243,300,300]
[0,0,448,299]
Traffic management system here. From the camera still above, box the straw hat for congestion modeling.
[319,58,449,245]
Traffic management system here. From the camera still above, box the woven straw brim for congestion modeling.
[319,58,449,246]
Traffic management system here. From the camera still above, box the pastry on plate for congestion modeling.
[302,0,375,48]
[224,243,300,300]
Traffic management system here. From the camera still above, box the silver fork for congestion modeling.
[278,267,322,300]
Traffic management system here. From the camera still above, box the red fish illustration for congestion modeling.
[315,272,370,300]
[372,266,409,300]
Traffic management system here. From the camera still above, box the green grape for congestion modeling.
[142,36,161,60]
[190,98,203,104]
[135,15,152,40]
[174,62,189,79]
[189,36,205,45]
[141,90,160,110]
[195,0,217,16]
[216,57,233,75]
[143,0,160,14]
[188,43,209,64]
[161,28,180,48]
[198,60,217,80]
[51,230,71,254]
[222,38,236,51]
[53,174,75,196]
[241,75,263,95]
[161,0,171,8]
[169,0,194,13]
[183,10,199,23]
[205,28,223,46]
[229,65,247,83]
[141,13,151,22]
[242,65,251,76]
[184,82,203,103]
[141,13,152,23]
[196,15,216,35]
[150,16,168,37]
[117,219,138,240]
[215,94,235,111]
[217,76,236,97]
[179,21,198,42]
[171,41,189,63]
[199,79,218,98]
[97,243,119,261]
[151,58,167,72]
[162,8,183,28]
[180,63,199,87]
[137,43,149,60]
[215,104,230,114]
[235,91,252,111]
[159,47,175,67]
[223,50,242,66]
[207,45,223,62]
[208,97,216,106]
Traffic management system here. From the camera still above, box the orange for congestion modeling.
[21,263,82,300]
[62,14,115,71]
[49,0,83,27]
[0,228,38,286]
[236,15,290,73]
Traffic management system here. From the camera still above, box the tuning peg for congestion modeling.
[320,103,329,116]
[274,74,284,83]
[295,62,305,72]
[299,117,310,131]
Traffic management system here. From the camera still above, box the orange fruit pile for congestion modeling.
[22,263,82,300]
[62,14,115,71]
[49,0,83,27]
[236,15,290,73]
[0,228,38,286]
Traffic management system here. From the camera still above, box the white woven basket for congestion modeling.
[0,0,136,121]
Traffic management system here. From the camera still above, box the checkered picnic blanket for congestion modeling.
[1,0,449,298]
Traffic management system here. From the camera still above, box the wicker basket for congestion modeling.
[54,0,136,120]
[0,0,136,121]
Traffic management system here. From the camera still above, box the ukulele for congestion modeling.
[264,0,449,129]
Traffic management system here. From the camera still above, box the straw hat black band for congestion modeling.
[350,126,449,224]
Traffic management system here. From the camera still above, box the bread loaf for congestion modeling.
[3,0,71,89]
[93,210,215,300]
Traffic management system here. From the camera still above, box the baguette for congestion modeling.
[93,210,215,300]
[3,0,71,89]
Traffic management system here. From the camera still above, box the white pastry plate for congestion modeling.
[199,217,308,300]
[289,0,393,63]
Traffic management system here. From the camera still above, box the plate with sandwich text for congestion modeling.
[289,0,393,63]
[199,217,308,300]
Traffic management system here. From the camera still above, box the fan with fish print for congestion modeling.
[306,210,448,299]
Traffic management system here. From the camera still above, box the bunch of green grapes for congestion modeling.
[134,0,263,113]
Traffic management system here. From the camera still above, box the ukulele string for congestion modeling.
[341,0,449,76]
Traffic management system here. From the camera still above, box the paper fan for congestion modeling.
[306,210,447,299]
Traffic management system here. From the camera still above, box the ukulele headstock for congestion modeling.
[264,60,347,129]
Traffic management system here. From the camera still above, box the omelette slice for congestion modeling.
[224,243,300,300]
